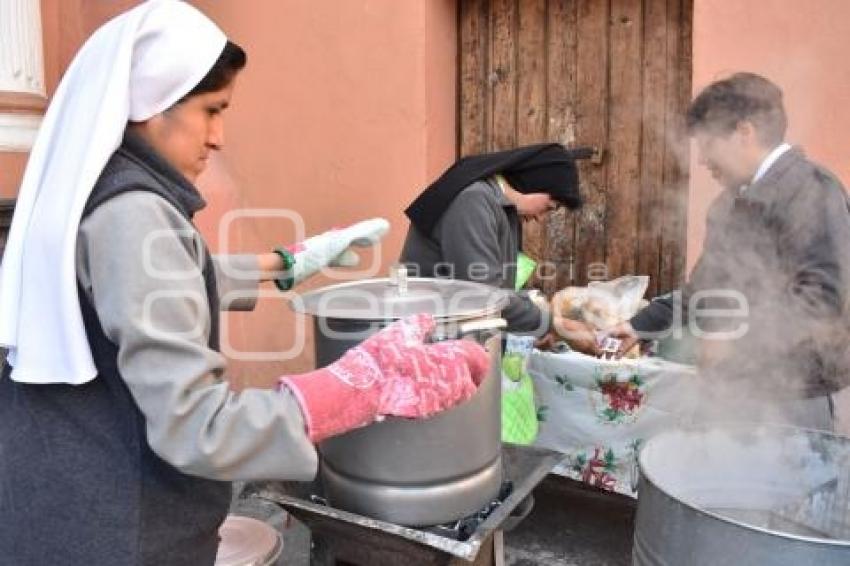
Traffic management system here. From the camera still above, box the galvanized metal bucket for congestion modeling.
[633,425,850,565]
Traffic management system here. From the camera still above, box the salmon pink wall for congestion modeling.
[689,0,850,269]
[37,0,457,385]
[0,154,27,199]
[191,1,458,384]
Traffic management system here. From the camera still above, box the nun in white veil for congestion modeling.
[0,2,489,564]
[0,1,318,563]
[0,3,295,564]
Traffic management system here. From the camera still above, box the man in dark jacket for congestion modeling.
[612,72,850,430]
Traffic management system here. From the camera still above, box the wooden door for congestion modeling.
[459,0,692,297]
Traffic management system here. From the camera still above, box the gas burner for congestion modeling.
[424,480,515,541]
[304,480,518,541]
[250,444,562,565]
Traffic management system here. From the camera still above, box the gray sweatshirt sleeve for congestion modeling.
[436,188,551,336]
[75,191,318,481]
[212,255,260,312]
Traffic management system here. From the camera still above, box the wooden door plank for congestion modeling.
[544,0,580,294]
[638,0,669,297]
[675,0,693,290]
[574,0,610,285]
[605,0,644,280]
[460,0,490,157]
[517,0,548,272]
[516,0,547,145]
[490,0,518,151]
[659,0,692,293]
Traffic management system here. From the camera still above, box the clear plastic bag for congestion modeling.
[552,275,649,330]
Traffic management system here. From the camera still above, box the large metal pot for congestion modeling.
[633,424,850,565]
[291,270,509,526]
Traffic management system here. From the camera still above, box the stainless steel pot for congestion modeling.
[291,269,509,526]
[633,425,850,565]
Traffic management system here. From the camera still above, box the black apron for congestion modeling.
[0,132,230,566]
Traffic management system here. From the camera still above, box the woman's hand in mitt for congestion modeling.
[279,314,490,442]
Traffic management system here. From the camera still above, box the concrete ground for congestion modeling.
[231,474,636,565]
[503,475,636,566]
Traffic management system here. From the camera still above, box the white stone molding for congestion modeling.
[0,0,46,96]
[0,0,46,151]
[0,113,40,151]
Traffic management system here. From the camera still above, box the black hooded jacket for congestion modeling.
[401,144,582,335]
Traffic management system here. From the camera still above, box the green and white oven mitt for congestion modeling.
[277,218,390,289]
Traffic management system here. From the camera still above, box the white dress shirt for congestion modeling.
[741,142,792,193]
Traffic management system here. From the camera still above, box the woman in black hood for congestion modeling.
[401,143,599,354]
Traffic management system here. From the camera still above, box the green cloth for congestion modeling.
[501,349,539,445]
[515,252,536,290]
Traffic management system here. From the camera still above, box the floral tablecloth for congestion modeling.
[528,349,697,496]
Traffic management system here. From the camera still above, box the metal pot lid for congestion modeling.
[291,268,509,321]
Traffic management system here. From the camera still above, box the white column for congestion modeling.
[0,0,46,151]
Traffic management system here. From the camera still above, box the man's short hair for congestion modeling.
[686,72,787,147]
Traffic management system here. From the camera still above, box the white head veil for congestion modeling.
[0,0,226,384]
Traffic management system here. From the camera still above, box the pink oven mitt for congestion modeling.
[279,314,490,442]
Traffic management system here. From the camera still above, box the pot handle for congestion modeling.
[457,318,508,337]
[630,452,641,494]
